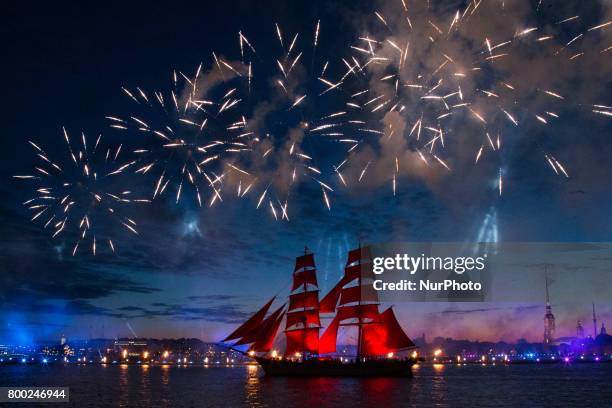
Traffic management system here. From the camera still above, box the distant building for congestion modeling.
[576,320,584,338]
[113,339,148,359]
[60,335,66,346]
[601,322,607,336]
[593,304,598,338]
[63,345,74,356]
[543,273,555,345]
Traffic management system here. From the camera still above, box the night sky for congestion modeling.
[1,0,611,345]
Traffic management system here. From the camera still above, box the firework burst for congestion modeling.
[216,22,365,219]
[336,0,609,196]
[108,64,253,207]
[13,129,146,255]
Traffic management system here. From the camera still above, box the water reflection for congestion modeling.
[139,365,152,408]
[430,363,448,405]
[118,364,129,407]
[0,364,609,407]
[433,363,445,372]
[255,372,414,406]
[160,365,171,408]
[244,365,264,407]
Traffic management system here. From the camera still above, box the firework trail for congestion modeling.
[336,0,610,196]
[108,64,253,207]
[13,129,147,255]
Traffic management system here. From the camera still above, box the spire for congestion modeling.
[593,303,598,338]
[543,269,555,345]
[545,270,550,306]
[576,320,584,338]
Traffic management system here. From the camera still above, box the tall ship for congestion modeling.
[221,246,416,377]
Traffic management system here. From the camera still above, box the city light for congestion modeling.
[248,350,255,357]
[271,350,278,358]
[387,352,394,359]
[122,349,127,359]
[143,351,149,359]
[434,349,442,357]
[163,351,169,359]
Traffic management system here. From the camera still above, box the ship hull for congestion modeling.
[255,357,415,377]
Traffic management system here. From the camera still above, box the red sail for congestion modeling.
[318,315,340,354]
[285,328,319,354]
[222,297,275,342]
[235,304,286,346]
[360,308,415,355]
[286,309,321,329]
[337,304,380,322]
[346,246,371,266]
[285,250,321,355]
[288,291,319,310]
[291,269,318,291]
[344,264,374,283]
[339,284,378,305]
[294,253,315,271]
[381,308,415,350]
[251,310,286,352]
[319,280,344,313]
[320,265,373,312]
[362,320,389,356]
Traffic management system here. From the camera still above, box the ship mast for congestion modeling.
[319,244,415,358]
[303,247,308,355]
[284,247,321,357]
[336,244,380,360]
[356,244,363,360]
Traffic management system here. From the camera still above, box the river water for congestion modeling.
[0,363,610,407]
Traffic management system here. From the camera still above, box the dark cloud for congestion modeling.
[433,305,540,315]
[114,302,251,324]
[186,294,239,301]
[0,213,159,302]
[5,299,125,319]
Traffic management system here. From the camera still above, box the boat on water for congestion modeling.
[221,245,416,377]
